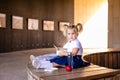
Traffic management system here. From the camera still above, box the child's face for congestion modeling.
[67,29,77,41]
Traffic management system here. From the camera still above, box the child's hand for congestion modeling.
[56,49,67,56]
[56,47,60,50]
[58,52,68,56]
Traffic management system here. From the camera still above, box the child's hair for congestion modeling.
[63,23,83,37]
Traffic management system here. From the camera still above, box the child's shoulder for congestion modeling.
[73,39,80,43]
[73,39,81,45]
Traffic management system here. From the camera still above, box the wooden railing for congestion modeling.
[83,49,120,80]
[83,50,120,69]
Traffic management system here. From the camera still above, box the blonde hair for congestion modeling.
[63,23,83,37]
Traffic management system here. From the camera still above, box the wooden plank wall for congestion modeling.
[108,0,120,48]
[74,0,107,24]
[0,0,74,53]
[75,0,120,48]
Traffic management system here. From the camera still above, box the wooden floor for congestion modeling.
[0,48,56,80]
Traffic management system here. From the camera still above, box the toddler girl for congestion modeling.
[30,23,90,70]
[50,23,90,68]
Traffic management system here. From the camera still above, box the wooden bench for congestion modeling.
[27,48,120,80]
[27,64,119,80]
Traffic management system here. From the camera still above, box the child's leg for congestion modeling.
[30,55,58,70]
[50,56,68,67]
[30,55,42,69]
[52,62,65,67]
[33,59,58,71]
[40,60,53,69]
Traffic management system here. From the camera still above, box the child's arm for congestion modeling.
[72,48,79,56]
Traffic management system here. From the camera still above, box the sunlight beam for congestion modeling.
[78,2,108,48]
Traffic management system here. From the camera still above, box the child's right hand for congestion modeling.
[56,47,59,50]
[58,51,68,56]
[56,49,67,55]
